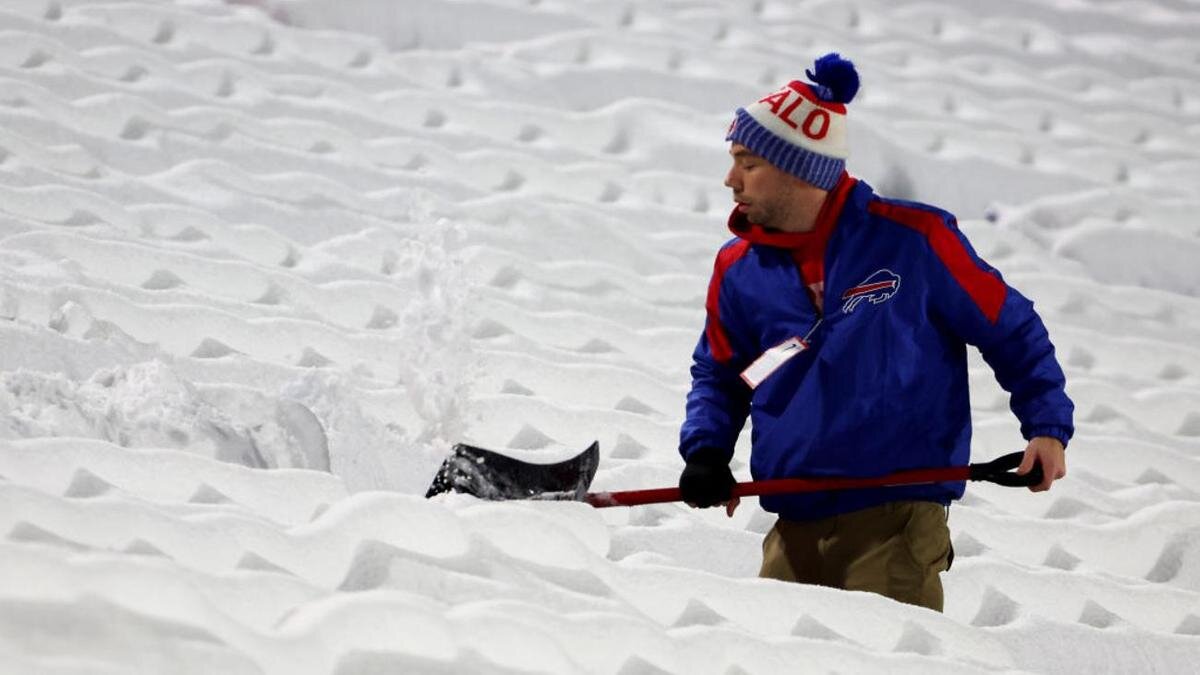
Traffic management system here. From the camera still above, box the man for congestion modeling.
[677,54,1074,612]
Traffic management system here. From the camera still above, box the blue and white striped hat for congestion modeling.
[726,53,860,190]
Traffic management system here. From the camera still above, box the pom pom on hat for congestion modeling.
[724,52,860,190]
[805,53,859,104]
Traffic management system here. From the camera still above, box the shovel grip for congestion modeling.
[585,452,1040,508]
[968,451,1044,487]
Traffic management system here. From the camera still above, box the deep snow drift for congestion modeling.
[1,0,1199,673]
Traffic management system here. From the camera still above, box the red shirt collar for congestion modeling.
[727,172,857,250]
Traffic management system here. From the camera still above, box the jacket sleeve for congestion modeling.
[679,249,753,463]
[927,217,1075,447]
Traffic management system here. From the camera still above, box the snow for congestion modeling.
[1,0,1198,672]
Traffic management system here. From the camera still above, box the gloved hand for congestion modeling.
[679,447,735,508]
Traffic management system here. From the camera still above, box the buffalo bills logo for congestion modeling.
[841,269,901,314]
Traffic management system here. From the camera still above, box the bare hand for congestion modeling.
[1017,436,1066,492]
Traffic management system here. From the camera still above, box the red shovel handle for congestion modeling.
[584,452,1036,508]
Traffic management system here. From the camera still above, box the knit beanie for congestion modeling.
[725,53,860,190]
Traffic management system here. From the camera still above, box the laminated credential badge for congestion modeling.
[740,336,809,389]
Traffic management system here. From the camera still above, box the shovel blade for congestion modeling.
[425,441,600,501]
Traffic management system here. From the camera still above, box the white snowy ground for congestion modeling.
[1,0,1198,672]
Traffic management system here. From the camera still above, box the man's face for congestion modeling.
[723,143,797,227]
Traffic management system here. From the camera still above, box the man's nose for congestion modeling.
[724,167,740,190]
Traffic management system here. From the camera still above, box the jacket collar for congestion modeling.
[727,172,858,250]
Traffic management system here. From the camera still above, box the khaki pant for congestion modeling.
[759,501,953,612]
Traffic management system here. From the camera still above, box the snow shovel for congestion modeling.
[424,442,1044,507]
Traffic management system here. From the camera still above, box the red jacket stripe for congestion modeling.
[868,201,1007,323]
[705,240,752,363]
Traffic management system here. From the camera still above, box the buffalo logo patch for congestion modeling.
[841,269,901,314]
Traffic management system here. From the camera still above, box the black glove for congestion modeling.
[679,447,735,507]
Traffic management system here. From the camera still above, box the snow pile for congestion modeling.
[1,0,1198,673]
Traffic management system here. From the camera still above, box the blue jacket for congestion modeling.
[680,174,1074,521]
